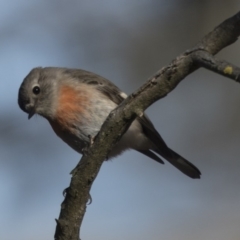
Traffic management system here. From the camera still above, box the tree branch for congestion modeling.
[54,11,240,240]
[192,50,240,82]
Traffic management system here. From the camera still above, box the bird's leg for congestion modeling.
[88,134,95,146]
[81,135,95,154]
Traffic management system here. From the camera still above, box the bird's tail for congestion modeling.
[153,147,201,179]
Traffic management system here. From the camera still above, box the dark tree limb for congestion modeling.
[54,11,240,240]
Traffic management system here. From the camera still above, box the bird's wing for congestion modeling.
[76,69,168,147]
[68,68,125,104]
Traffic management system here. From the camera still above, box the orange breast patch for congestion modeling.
[52,84,91,134]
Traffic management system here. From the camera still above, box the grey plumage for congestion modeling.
[18,67,201,179]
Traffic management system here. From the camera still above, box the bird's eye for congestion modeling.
[32,86,40,95]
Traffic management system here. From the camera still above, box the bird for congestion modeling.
[18,67,201,179]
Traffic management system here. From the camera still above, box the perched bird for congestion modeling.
[18,67,201,179]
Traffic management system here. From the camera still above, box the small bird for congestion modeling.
[18,67,201,179]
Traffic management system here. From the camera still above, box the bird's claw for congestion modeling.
[63,187,70,197]
[87,193,92,205]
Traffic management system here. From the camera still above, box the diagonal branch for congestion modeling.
[54,11,240,240]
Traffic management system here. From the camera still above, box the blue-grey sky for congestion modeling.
[1,1,240,240]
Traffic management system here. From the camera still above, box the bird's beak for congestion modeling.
[26,104,35,119]
[28,109,35,119]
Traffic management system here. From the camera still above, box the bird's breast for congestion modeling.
[47,83,117,153]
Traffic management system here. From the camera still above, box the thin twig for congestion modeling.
[192,50,240,82]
